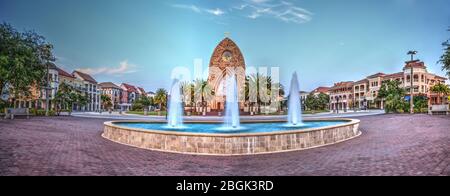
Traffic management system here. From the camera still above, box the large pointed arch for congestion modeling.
[207,37,247,111]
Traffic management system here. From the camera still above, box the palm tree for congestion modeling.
[181,81,194,115]
[100,94,112,113]
[378,80,407,113]
[136,96,153,115]
[439,28,450,79]
[245,74,277,114]
[194,79,214,115]
[154,88,167,115]
[430,83,450,104]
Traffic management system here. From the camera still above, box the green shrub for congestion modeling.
[131,102,144,111]
[30,109,56,116]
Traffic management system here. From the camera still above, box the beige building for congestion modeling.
[99,82,122,110]
[72,71,101,112]
[329,60,447,111]
[330,81,354,112]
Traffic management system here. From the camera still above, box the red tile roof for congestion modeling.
[137,87,146,94]
[312,87,330,94]
[383,72,404,79]
[73,71,97,83]
[404,60,426,69]
[367,72,386,78]
[56,67,75,78]
[331,81,354,90]
[121,83,138,93]
[430,74,447,80]
[99,82,121,89]
[354,79,368,84]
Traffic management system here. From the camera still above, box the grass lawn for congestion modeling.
[126,111,167,116]
[302,110,330,114]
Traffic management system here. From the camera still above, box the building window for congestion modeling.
[414,75,419,82]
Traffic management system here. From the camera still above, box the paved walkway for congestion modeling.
[0,114,448,176]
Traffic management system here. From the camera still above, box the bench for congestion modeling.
[4,108,30,119]
[428,105,449,115]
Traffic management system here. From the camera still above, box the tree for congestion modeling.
[135,96,153,115]
[181,81,195,114]
[412,94,428,113]
[245,74,275,113]
[154,88,167,115]
[439,28,450,79]
[317,93,330,110]
[304,93,329,111]
[430,83,450,104]
[193,79,214,115]
[54,83,72,115]
[378,80,407,113]
[75,93,89,111]
[100,94,112,112]
[0,23,54,109]
[304,94,317,110]
[54,83,88,115]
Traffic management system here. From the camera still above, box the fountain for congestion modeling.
[224,74,240,129]
[167,79,183,128]
[287,72,304,126]
[103,73,361,155]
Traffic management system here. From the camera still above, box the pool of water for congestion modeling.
[113,121,348,134]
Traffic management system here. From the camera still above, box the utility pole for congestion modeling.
[407,50,418,114]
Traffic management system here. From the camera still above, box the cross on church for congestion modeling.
[224,32,231,38]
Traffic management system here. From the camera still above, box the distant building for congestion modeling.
[136,87,146,99]
[299,91,309,110]
[328,60,447,111]
[99,82,122,110]
[13,62,60,110]
[147,91,155,98]
[120,83,138,111]
[73,71,101,111]
[330,81,354,111]
[311,87,330,96]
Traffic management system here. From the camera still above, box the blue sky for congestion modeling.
[0,0,449,92]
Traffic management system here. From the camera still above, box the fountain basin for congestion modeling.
[102,119,361,156]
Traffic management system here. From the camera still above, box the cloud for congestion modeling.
[170,1,311,24]
[236,0,313,24]
[171,4,201,13]
[206,8,225,16]
[172,4,226,16]
[77,60,137,76]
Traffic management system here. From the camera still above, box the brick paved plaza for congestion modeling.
[0,114,449,176]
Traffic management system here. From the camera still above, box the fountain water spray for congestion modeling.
[167,79,183,128]
[224,74,240,129]
[287,72,303,126]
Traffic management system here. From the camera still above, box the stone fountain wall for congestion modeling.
[102,119,360,156]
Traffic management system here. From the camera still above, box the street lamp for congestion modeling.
[336,96,340,114]
[407,50,418,114]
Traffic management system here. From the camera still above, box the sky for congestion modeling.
[0,0,449,92]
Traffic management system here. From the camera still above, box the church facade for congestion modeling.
[207,37,246,111]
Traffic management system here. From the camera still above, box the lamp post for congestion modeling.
[407,50,417,114]
[336,96,340,114]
